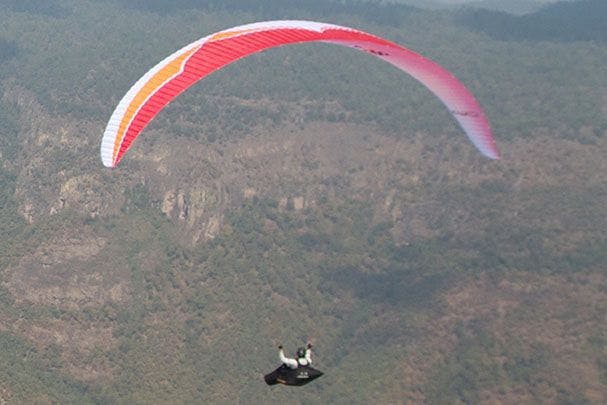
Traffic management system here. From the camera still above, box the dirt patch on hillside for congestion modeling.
[3,229,130,310]
[18,319,117,381]
[435,272,607,402]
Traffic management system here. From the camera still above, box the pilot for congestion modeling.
[278,343,313,369]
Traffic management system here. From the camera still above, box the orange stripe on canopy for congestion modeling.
[112,45,200,162]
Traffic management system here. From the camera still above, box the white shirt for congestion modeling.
[279,348,312,369]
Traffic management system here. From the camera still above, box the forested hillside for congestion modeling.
[0,0,605,403]
[459,0,607,42]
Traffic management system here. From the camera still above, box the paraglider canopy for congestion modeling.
[101,20,499,168]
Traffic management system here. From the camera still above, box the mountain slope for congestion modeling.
[0,0,606,402]
[459,0,607,42]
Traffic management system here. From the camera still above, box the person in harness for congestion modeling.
[279,343,312,369]
[264,342,323,386]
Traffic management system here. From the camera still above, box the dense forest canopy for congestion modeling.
[0,39,18,63]
[459,0,607,42]
[1,0,605,143]
[105,0,416,25]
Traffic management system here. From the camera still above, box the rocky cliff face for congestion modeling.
[11,75,607,252]
[9,77,472,246]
